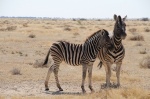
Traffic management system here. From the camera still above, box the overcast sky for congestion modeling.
[0,0,149,18]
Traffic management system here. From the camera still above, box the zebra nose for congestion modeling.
[121,33,127,39]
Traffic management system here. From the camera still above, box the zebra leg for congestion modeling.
[97,61,102,69]
[116,62,122,87]
[104,63,111,88]
[81,64,87,93]
[53,65,63,91]
[88,65,95,93]
[45,64,55,91]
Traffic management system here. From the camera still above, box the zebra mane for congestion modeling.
[56,40,82,45]
[109,31,114,38]
[85,30,102,43]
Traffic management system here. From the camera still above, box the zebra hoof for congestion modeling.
[91,89,95,93]
[82,90,86,94]
[59,88,63,91]
[45,88,49,91]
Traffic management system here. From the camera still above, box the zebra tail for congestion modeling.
[43,50,51,65]
[97,61,102,69]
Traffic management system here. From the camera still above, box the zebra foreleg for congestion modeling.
[53,65,63,91]
[116,62,122,87]
[45,65,54,91]
[87,65,95,93]
[104,63,111,88]
[81,65,87,93]
[97,61,102,69]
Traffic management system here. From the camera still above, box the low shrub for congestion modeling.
[130,35,144,41]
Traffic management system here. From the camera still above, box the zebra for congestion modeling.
[97,14,127,88]
[43,29,114,93]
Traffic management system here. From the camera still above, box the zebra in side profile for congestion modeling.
[97,14,127,88]
[43,29,114,93]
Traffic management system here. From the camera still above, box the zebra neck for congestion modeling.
[112,32,122,49]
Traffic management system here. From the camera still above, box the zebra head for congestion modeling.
[99,29,114,51]
[114,14,127,40]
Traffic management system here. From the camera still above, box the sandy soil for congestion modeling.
[0,18,150,98]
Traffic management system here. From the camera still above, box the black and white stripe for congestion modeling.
[43,29,113,93]
[97,14,127,87]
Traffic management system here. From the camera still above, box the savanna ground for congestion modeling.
[0,18,150,99]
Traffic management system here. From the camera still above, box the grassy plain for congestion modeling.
[0,18,150,99]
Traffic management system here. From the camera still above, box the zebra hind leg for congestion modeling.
[104,63,111,88]
[88,65,95,93]
[53,64,63,91]
[45,64,55,91]
[116,62,122,87]
[97,61,102,69]
[81,65,87,93]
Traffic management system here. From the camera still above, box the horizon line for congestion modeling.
[0,16,149,19]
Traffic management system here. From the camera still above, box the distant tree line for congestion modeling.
[0,16,149,21]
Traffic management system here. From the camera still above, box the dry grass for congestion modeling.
[1,88,149,99]
[129,35,144,41]
[92,70,139,83]
[140,56,150,69]
[10,68,21,75]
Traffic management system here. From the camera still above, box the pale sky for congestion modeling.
[0,0,150,18]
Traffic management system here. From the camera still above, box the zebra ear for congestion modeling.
[123,15,127,21]
[118,16,122,25]
[101,32,104,36]
[114,14,117,21]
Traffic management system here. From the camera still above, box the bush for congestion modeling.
[80,26,86,29]
[135,42,142,46]
[28,34,36,38]
[64,27,71,31]
[6,26,17,31]
[33,59,50,68]
[141,18,149,21]
[23,23,28,27]
[139,49,147,54]
[130,35,144,41]
[10,68,21,75]
[73,32,79,36]
[144,28,150,32]
[140,56,150,68]
[128,28,136,32]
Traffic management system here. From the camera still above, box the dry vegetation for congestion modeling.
[0,18,150,99]
[129,35,144,41]
[10,67,21,75]
[140,56,150,68]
